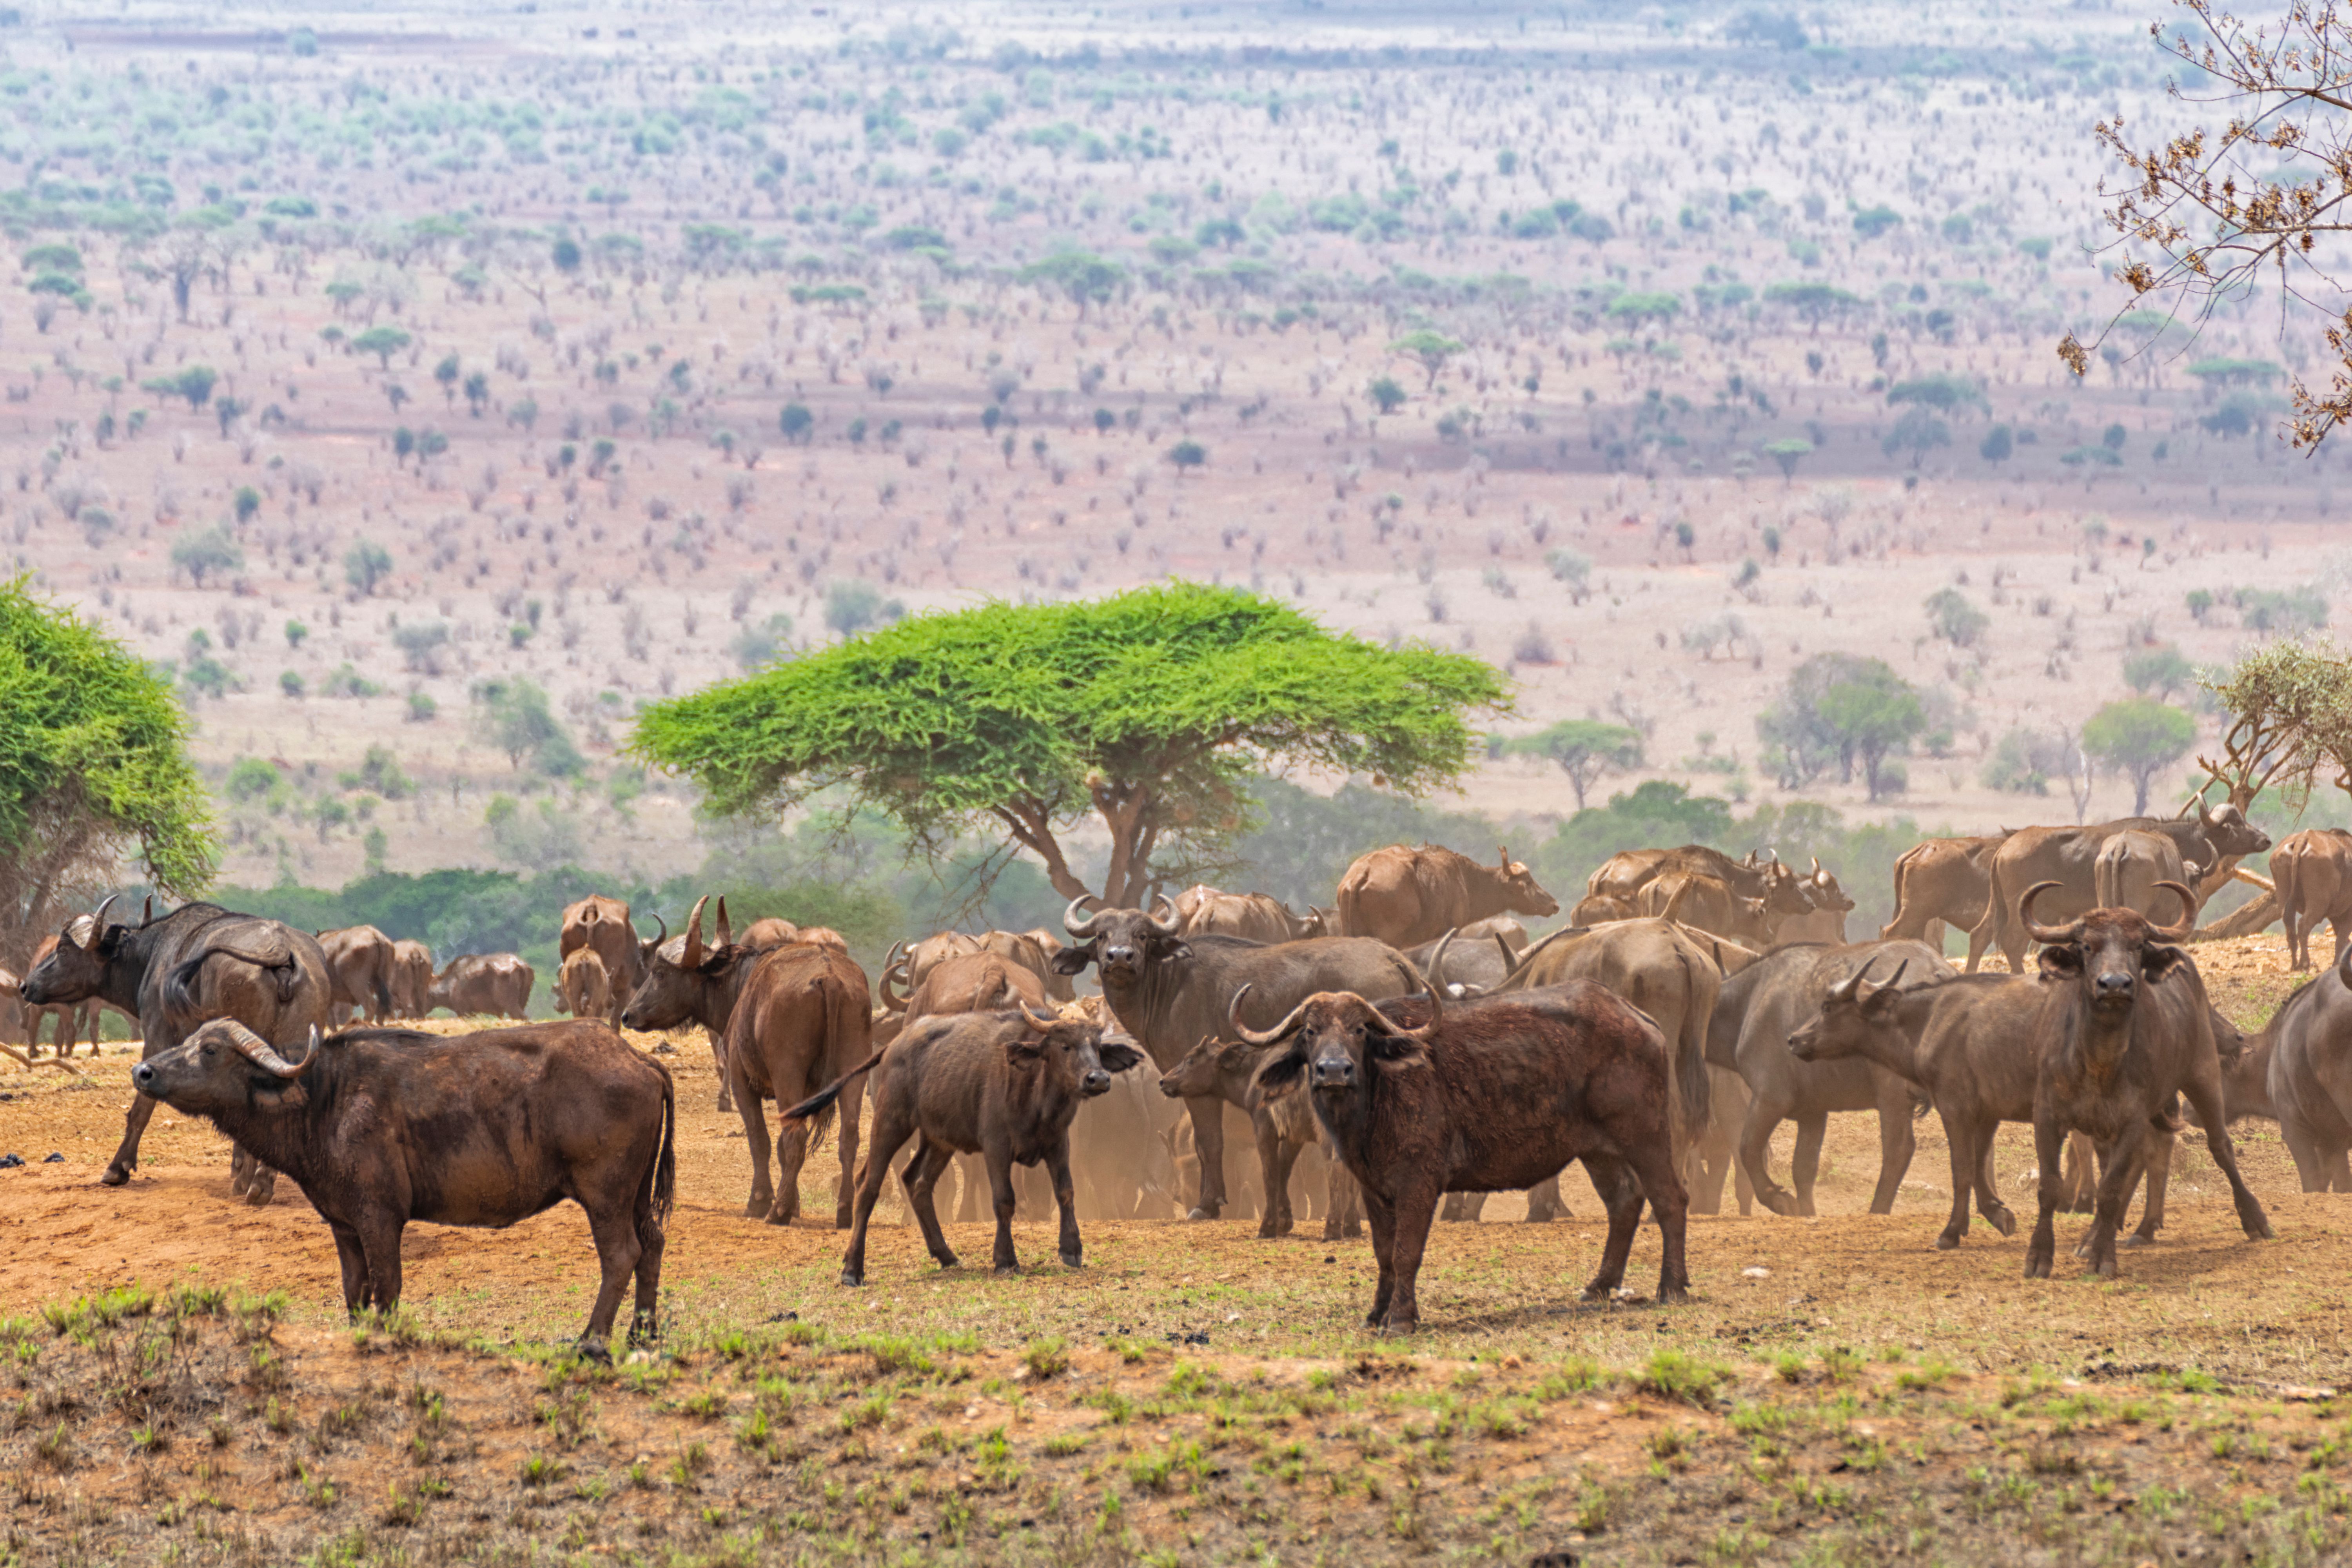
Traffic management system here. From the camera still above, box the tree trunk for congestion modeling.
[2192,887,2277,943]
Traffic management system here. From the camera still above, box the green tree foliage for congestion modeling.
[0,579,216,940]
[1506,719,1644,810]
[2082,697,2197,815]
[2198,637,2352,808]
[1979,423,2014,463]
[2124,643,2195,698]
[351,326,412,369]
[823,579,903,638]
[779,402,814,443]
[1886,373,1987,415]
[1367,376,1408,414]
[169,524,244,588]
[1761,437,1812,484]
[1759,654,1925,801]
[1882,406,1952,467]
[1166,439,1207,472]
[470,678,583,777]
[1924,587,1989,648]
[141,365,216,411]
[343,539,393,596]
[1763,280,1860,331]
[1388,329,1465,389]
[1017,250,1126,313]
[632,583,1509,906]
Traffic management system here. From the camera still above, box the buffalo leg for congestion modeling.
[841,1114,920,1286]
[1361,1187,1397,1327]
[1973,1131,2011,1235]
[2059,1131,2098,1214]
[1526,1176,1566,1222]
[630,1190,666,1345]
[770,1116,811,1227]
[2181,1070,2275,1243]
[580,1198,647,1353]
[1253,1113,1297,1240]
[952,1154,988,1223]
[355,1215,406,1316]
[103,1093,162,1188]
[902,1140,960,1274]
[1737,1095,1800,1217]
[2082,1125,2147,1279]
[1935,1112,1985,1250]
[2024,1109,2067,1279]
[1184,1094,1226,1220]
[1866,1082,1918,1216]
[1048,1139,1083,1269]
[1325,1162,1362,1241]
[1439,1192,1480,1223]
[984,1141,1022,1275]
[706,1027,733,1113]
[831,1067,866,1231]
[2123,1126,2176,1247]
[737,1084,777,1221]
[1378,1180,1440,1334]
[328,1221,370,1314]
[1792,1112,1829,1216]
[1579,1156,1644,1299]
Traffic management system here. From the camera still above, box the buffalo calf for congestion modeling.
[789,1004,1142,1285]
[1245,980,1688,1332]
[134,1018,674,1355]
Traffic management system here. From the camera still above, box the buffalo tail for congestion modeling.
[1669,946,1710,1145]
[648,1064,677,1229]
[781,1043,888,1127]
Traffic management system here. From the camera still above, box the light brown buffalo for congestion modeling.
[721,943,872,1229]
[2275,828,2352,971]
[429,954,534,1020]
[1972,806,2269,973]
[559,895,643,1026]
[387,939,434,1019]
[318,925,396,1027]
[560,947,613,1022]
[1881,835,2005,966]
[1335,844,1558,949]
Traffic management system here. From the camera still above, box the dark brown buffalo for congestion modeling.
[559,895,644,1026]
[134,1018,672,1356]
[619,896,742,1108]
[1708,938,1952,1217]
[1881,835,2004,966]
[23,919,128,1056]
[23,898,331,1204]
[877,931,984,1009]
[1245,980,1689,1331]
[429,953,534,1020]
[1053,897,1422,1217]
[318,925,397,1027]
[722,942,872,1228]
[1791,967,2183,1251]
[788,1003,1143,1284]
[2216,940,2352,1189]
[1158,1034,1361,1240]
[388,939,433,1019]
[1973,805,2270,974]
[1334,844,1558,949]
[1404,927,1519,998]
[2274,828,2352,971]
[1587,845,1798,912]
[2020,882,2270,1278]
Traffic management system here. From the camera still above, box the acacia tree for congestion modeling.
[2082,697,2197,815]
[0,579,216,962]
[1507,719,1642,810]
[2200,636,2352,808]
[632,583,1508,909]
[2061,1,2352,447]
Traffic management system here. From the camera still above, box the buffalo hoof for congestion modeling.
[243,1181,274,1209]
[1376,1318,1419,1337]
[763,1207,797,1228]
[840,1270,864,1287]
[744,1198,771,1220]
[1934,1233,1963,1251]
[1059,1250,1083,1270]
[2093,1257,2119,1280]
[1321,1222,1350,1242]
[100,1164,131,1188]
[1756,1193,1799,1218]
[2120,1233,2154,1250]
[993,1264,1021,1278]
[1186,1206,1219,1221]
[1657,1280,1691,1305]
[575,1341,613,1366]
[2023,1256,2052,1280]
[716,1094,734,1114]
[931,1251,960,1270]
[1986,1208,2018,1238]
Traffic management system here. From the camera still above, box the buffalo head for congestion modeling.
[1240,978,1442,1093]
[22,900,120,1007]
[1803,857,1856,914]
[1008,1001,1142,1097]
[2198,800,2271,857]
[134,1018,318,1112]
[1157,1034,1255,1100]
[1492,846,1562,918]
[1786,959,1911,1062]
[1056,895,1186,984]
[2024,880,2195,1009]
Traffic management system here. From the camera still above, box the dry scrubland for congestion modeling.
[0,937,2347,1564]
[0,0,2335,888]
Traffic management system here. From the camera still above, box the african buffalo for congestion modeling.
[1054,897,1421,1218]
[318,925,396,1027]
[2019,882,2270,1279]
[722,942,871,1229]
[1775,860,1857,944]
[559,947,613,1022]
[559,895,644,1027]
[1637,871,1775,946]
[135,1018,672,1356]
[1180,888,1324,945]
[1881,835,2004,966]
[387,939,434,1019]
[2093,829,2204,921]
[1973,806,2269,973]
[2274,828,2352,971]
[1158,1034,1361,1240]
[429,953,534,1020]
[1404,926,1518,998]
[23,898,331,1204]
[1708,938,1953,1216]
[1246,980,1689,1331]
[2214,940,2352,1190]
[789,1002,1143,1285]
[1335,844,1558,949]
[22,918,133,1056]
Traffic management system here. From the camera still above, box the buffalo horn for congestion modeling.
[1145,893,1183,938]
[1017,1001,1060,1033]
[228,1020,314,1080]
[1062,896,1110,940]
[2149,881,2198,942]
[1826,969,1864,1004]
[2020,881,2083,946]
[1857,959,1910,1002]
[141,895,154,926]
[83,894,118,950]
[645,911,668,950]
[1368,974,1445,1044]
[1228,984,1311,1048]
[1426,927,1458,987]
[683,895,710,970]
[715,896,733,949]
[878,958,909,1013]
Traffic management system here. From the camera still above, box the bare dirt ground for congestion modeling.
[0,937,2348,1563]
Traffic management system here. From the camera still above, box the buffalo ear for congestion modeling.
[1151,938,1193,963]
[1098,1041,1145,1074]
[1252,1046,1307,1097]
[1005,1034,1047,1063]
[1367,1032,1429,1065]
[1050,945,1096,976]
[2142,944,2189,980]
[2036,944,2084,983]
[1861,984,1904,1018]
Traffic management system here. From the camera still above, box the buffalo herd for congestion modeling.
[11,806,2339,1347]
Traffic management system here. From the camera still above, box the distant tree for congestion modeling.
[1367,376,1408,415]
[343,539,393,597]
[140,365,216,411]
[352,327,412,370]
[1507,719,1644,810]
[1887,373,1986,415]
[1979,423,2014,464]
[470,677,581,777]
[552,236,582,272]
[1764,279,1860,331]
[1017,250,1127,315]
[0,580,216,946]
[1923,587,1989,648]
[170,525,244,588]
[824,579,903,637]
[231,485,261,524]
[1883,407,1952,467]
[1167,439,1207,473]
[433,354,461,408]
[2082,697,2196,815]
[632,583,1508,907]
[1759,653,1924,799]
[283,618,308,648]
[779,402,813,443]
[2123,643,2195,698]
[1388,329,1466,390]
[1762,437,1813,485]
[462,371,491,417]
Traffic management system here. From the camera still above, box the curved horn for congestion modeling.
[1018,1001,1060,1032]
[2020,881,2083,946]
[83,895,118,950]
[878,957,909,1013]
[683,895,709,970]
[1497,922,1583,985]
[1368,973,1445,1043]
[881,939,906,975]
[644,911,668,951]
[714,896,733,950]
[1062,895,1109,940]
[141,895,154,926]
[1426,927,1458,986]
[1146,893,1182,938]
[1858,959,1911,1001]
[1228,983,1311,1048]
[1827,969,1864,1004]
[226,1020,315,1080]
[2149,881,2198,943]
